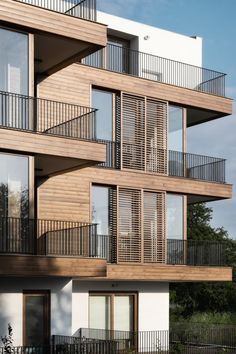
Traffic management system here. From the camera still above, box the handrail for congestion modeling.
[0,90,97,141]
[16,0,97,21]
[83,43,226,96]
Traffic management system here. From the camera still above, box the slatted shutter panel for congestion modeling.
[146,99,167,174]
[115,95,121,169]
[118,188,142,263]
[143,191,166,263]
[109,187,117,263]
[122,93,145,171]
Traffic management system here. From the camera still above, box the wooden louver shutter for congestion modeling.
[109,187,117,263]
[118,188,142,263]
[143,191,166,263]
[122,93,145,171]
[146,98,167,174]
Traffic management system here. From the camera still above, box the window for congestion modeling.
[92,89,114,141]
[23,291,50,346]
[89,293,137,332]
[107,36,130,73]
[168,105,183,152]
[0,153,30,253]
[92,186,110,235]
[0,27,28,95]
[167,194,184,240]
[0,153,29,219]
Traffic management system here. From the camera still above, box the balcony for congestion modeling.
[0,0,107,76]
[0,91,106,175]
[97,141,226,184]
[16,0,97,21]
[0,217,107,277]
[83,43,226,97]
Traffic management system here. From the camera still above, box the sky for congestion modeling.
[97,0,236,238]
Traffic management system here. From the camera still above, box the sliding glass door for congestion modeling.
[0,153,30,253]
[89,293,136,333]
[0,27,30,129]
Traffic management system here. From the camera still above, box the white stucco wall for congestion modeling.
[72,281,169,335]
[97,11,202,67]
[0,278,72,346]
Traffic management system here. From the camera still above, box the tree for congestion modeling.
[1,324,14,354]
[170,203,236,319]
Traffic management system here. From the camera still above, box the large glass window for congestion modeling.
[0,28,28,95]
[0,153,29,219]
[92,186,109,235]
[167,194,184,240]
[168,105,183,152]
[92,89,113,141]
[89,294,135,332]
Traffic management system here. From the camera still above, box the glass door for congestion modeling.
[0,27,29,129]
[0,153,30,253]
[23,291,50,346]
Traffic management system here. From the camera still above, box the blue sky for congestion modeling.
[98,0,236,238]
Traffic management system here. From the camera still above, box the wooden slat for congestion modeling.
[146,98,167,174]
[143,191,166,263]
[118,188,142,263]
[121,93,145,171]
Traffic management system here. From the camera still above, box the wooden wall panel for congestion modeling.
[38,64,232,117]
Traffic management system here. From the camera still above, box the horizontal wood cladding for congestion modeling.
[106,264,232,282]
[0,255,107,277]
[0,0,107,46]
[38,64,232,117]
[37,167,232,222]
[0,128,106,163]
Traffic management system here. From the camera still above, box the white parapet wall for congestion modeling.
[72,281,169,333]
[97,11,202,66]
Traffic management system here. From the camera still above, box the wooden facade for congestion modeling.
[0,2,233,281]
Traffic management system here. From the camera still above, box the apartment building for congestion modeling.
[0,0,233,350]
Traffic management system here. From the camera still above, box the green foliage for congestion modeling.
[1,324,14,354]
[170,203,236,321]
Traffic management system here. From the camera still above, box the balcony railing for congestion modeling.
[83,43,226,96]
[16,0,97,21]
[96,140,121,169]
[168,150,226,183]
[0,217,105,258]
[97,141,226,183]
[167,239,228,266]
[0,91,96,141]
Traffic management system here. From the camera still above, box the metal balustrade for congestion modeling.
[16,0,97,21]
[168,150,226,183]
[83,43,226,96]
[0,91,97,141]
[0,217,104,258]
[97,141,226,184]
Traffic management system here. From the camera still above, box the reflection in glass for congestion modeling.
[168,105,183,152]
[0,28,28,95]
[92,186,109,235]
[167,194,183,240]
[25,295,45,346]
[92,89,113,141]
[0,153,29,219]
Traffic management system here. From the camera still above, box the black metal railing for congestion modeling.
[0,91,96,141]
[167,239,228,266]
[0,217,107,258]
[16,0,97,21]
[170,322,236,350]
[83,43,226,96]
[54,329,170,353]
[168,150,226,183]
[96,140,120,168]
